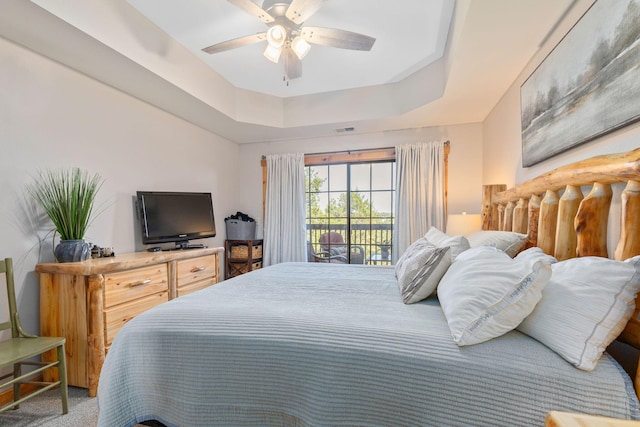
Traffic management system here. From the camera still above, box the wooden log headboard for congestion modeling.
[481,147,640,392]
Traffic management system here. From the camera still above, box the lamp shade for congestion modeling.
[264,44,282,63]
[267,25,287,48]
[291,36,311,59]
[446,213,481,236]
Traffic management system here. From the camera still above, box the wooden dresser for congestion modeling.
[36,247,223,397]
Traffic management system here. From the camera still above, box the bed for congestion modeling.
[97,147,640,427]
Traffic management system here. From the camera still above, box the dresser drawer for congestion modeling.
[104,265,168,308]
[177,277,218,297]
[177,255,217,288]
[103,291,168,345]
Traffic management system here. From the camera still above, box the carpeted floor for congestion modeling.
[0,386,98,427]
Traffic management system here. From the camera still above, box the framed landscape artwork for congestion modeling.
[520,0,640,167]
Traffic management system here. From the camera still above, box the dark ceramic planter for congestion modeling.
[380,246,390,260]
[55,239,91,263]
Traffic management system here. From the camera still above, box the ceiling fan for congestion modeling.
[201,0,376,80]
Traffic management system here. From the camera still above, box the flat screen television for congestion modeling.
[136,191,216,250]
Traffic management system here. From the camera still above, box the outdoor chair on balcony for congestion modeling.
[308,232,365,264]
[307,242,348,263]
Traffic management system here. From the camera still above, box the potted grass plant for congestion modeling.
[27,167,103,262]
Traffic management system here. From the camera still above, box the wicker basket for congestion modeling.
[231,244,262,259]
[237,261,262,274]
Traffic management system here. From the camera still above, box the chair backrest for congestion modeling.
[0,258,19,338]
[319,232,345,251]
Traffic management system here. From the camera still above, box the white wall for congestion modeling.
[0,37,239,334]
[235,123,484,239]
[483,0,640,186]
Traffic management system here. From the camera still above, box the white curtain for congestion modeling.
[393,141,446,261]
[263,153,307,266]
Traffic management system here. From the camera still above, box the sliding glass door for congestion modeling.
[305,161,395,265]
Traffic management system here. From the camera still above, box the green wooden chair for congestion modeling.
[0,258,68,415]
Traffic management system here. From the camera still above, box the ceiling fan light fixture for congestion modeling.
[264,44,282,63]
[203,1,377,80]
[291,36,311,60]
[267,25,287,48]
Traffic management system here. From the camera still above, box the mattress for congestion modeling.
[97,262,639,427]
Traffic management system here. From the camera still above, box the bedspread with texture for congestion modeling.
[97,262,639,427]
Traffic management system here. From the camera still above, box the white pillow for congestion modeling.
[467,230,528,257]
[514,247,558,267]
[437,246,552,346]
[425,227,470,261]
[517,255,640,371]
[396,240,451,304]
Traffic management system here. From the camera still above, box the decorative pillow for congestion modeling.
[425,227,470,261]
[517,255,640,371]
[395,237,428,274]
[396,240,451,304]
[437,246,553,346]
[329,246,348,256]
[467,231,528,257]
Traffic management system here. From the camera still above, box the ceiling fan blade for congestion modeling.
[227,0,275,24]
[301,27,376,51]
[202,32,267,54]
[283,48,302,80]
[285,0,327,25]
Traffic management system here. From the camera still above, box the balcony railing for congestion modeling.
[306,222,393,265]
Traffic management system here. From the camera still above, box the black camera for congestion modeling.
[91,245,115,259]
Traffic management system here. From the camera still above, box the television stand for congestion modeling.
[174,242,207,250]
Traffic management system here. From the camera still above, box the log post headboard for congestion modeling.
[481,147,640,391]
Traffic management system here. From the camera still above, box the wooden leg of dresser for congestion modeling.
[87,274,105,397]
[40,273,59,384]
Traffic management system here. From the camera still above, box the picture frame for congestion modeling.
[520,0,640,167]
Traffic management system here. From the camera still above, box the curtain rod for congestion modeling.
[260,141,450,160]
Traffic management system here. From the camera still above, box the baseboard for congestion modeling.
[0,376,44,407]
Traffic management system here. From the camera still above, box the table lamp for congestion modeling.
[446,212,481,236]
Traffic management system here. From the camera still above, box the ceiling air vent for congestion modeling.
[335,127,355,133]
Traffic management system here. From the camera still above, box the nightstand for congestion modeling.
[546,411,640,427]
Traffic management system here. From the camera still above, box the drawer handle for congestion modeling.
[128,279,152,288]
[191,266,207,273]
